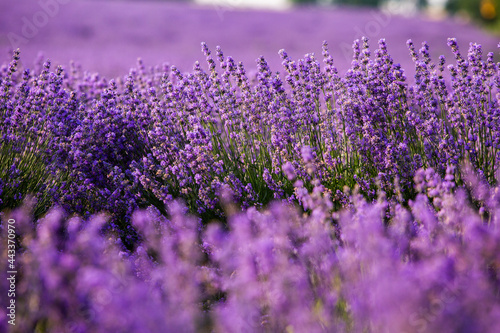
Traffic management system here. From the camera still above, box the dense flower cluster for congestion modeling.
[2,38,499,231]
[1,37,500,332]
[1,167,500,332]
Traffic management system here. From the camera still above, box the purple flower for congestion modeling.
[282,161,296,181]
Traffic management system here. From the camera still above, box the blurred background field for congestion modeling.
[0,0,499,79]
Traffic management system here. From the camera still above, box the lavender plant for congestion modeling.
[131,37,499,217]
[1,37,499,237]
[0,50,65,218]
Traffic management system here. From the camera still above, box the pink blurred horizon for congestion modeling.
[1,0,499,79]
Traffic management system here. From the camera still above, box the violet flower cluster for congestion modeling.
[1,167,500,332]
[0,36,498,332]
[1,38,499,231]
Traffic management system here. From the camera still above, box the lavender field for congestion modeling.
[1,1,500,332]
[1,0,500,76]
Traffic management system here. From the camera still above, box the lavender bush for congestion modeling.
[0,50,65,218]
[1,37,500,331]
[3,37,499,225]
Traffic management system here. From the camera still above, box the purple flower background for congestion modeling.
[1,0,499,78]
[1,1,500,332]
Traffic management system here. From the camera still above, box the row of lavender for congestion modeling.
[1,38,499,235]
[1,166,500,332]
[0,38,499,331]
